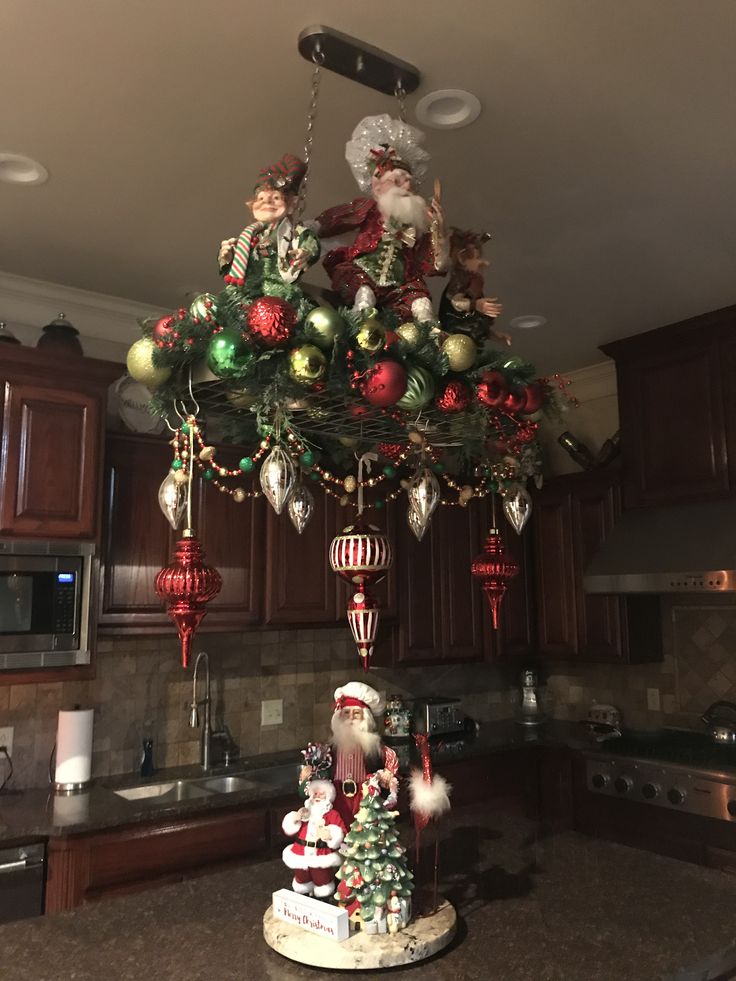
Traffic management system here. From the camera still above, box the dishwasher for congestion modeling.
[0,843,45,924]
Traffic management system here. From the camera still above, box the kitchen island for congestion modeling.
[2,805,735,981]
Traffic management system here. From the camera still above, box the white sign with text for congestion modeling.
[272,889,349,942]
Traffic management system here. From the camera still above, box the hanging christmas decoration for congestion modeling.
[502,483,532,535]
[260,444,295,515]
[206,328,254,379]
[247,295,297,347]
[441,334,476,372]
[408,466,440,526]
[407,503,430,542]
[396,322,421,348]
[435,379,471,413]
[152,314,177,349]
[302,306,346,349]
[355,315,386,353]
[288,343,327,384]
[470,513,519,630]
[329,519,393,588]
[521,381,545,414]
[189,292,218,323]
[158,469,187,530]
[346,588,381,671]
[287,481,314,534]
[126,337,172,388]
[361,360,408,407]
[396,365,435,410]
[476,370,507,408]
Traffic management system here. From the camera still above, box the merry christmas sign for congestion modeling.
[272,889,350,942]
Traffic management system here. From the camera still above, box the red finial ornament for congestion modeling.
[154,532,222,667]
[470,523,519,630]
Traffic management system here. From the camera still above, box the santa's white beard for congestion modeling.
[376,186,429,234]
[304,797,331,822]
[331,710,382,757]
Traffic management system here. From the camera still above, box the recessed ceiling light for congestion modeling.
[0,153,49,185]
[415,89,481,130]
[510,315,547,330]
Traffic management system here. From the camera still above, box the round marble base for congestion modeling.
[263,899,457,971]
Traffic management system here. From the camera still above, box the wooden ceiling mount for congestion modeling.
[298,25,421,96]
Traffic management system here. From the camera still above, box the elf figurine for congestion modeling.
[438,228,510,346]
[281,777,347,899]
[316,114,448,324]
[217,153,320,319]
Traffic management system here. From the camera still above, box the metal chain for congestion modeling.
[293,54,323,221]
[394,80,407,123]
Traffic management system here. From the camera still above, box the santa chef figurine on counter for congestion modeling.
[282,777,347,899]
[300,683,400,830]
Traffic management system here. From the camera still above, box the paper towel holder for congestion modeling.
[48,744,93,795]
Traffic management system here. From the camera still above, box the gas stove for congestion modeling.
[584,728,736,823]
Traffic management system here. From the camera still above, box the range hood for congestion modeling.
[583,498,736,594]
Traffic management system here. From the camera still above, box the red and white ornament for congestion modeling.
[470,525,519,630]
[346,589,381,672]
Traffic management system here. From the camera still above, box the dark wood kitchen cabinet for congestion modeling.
[602,305,736,508]
[532,469,661,663]
[98,434,262,632]
[0,347,119,540]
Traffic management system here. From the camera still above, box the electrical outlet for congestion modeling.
[261,699,283,726]
[646,688,661,712]
[0,726,14,758]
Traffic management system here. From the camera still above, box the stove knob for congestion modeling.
[727,800,736,818]
[614,776,632,795]
[667,787,686,806]
[591,773,609,790]
[642,782,659,800]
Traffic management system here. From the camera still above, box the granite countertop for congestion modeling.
[0,720,595,844]
[2,804,736,981]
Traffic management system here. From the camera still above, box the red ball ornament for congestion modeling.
[476,370,507,408]
[436,379,472,413]
[361,360,408,407]
[503,389,526,414]
[246,296,296,347]
[152,314,177,349]
[521,381,545,414]
[384,330,399,349]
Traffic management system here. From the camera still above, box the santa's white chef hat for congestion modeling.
[333,682,384,716]
[305,778,336,802]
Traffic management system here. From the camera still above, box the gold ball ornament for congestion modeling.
[355,314,386,354]
[199,445,216,462]
[126,338,172,389]
[288,344,327,384]
[459,485,474,503]
[303,307,346,350]
[173,469,189,485]
[396,323,421,348]
[344,475,357,493]
[442,334,477,372]
[232,488,247,503]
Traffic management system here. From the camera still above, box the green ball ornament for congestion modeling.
[442,333,477,372]
[383,465,396,478]
[288,344,327,384]
[203,468,215,481]
[396,322,421,348]
[502,356,528,372]
[171,458,183,471]
[303,307,345,349]
[396,365,435,411]
[239,457,254,473]
[189,292,217,323]
[126,338,172,389]
[206,328,254,379]
[300,450,315,467]
[355,314,386,354]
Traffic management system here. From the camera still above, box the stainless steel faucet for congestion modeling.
[188,651,212,771]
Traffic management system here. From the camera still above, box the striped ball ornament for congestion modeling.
[329,521,392,587]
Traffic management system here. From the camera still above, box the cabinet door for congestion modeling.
[0,382,102,539]
[264,491,340,624]
[438,504,488,662]
[572,476,624,661]
[617,344,728,507]
[193,448,262,628]
[393,506,444,665]
[98,435,174,630]
[533,487,578,658]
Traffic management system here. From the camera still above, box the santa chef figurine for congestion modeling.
[300,682,400,830]
[316,114,448,324]
[217,152,320,319]
[282,778,347,899]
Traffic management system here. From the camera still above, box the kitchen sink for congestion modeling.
[199,775,255,794]
[114,780,214,803]
[246,765,296,788]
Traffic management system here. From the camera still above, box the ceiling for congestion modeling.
[1,0,734,373]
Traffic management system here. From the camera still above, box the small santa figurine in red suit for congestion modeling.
[282,778,347,899]
[316,114,448,324]
[300,682,400,831]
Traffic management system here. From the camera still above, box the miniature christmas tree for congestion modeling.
[335,775,414,933]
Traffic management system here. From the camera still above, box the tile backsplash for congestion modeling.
[3,595,736,789]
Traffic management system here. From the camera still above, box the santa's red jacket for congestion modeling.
[282,809,347,870]
[317,197,439,283]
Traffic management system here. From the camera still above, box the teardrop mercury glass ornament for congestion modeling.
[407,503,430,542]
[502,484,532,535]
[288,482,314,535]
[158,469,187,530]
[408,466,440,525]
[260,444,295,515]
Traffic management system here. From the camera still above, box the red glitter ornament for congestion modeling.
[246,296,296,347]
[435,379,471,413]
[378,442,405,465]
[152,314,177,349]
[476,370,507,408]
[470,526,519,630]
[154,533,222,667]
[361,360,408,407]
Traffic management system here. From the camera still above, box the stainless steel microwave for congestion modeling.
[0,540,93,670]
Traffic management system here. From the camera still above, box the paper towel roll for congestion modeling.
[54,708,94,787]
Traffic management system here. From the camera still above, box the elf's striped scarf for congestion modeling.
[223,221,277,286]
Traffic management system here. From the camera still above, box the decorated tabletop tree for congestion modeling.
[335,774,414,934]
